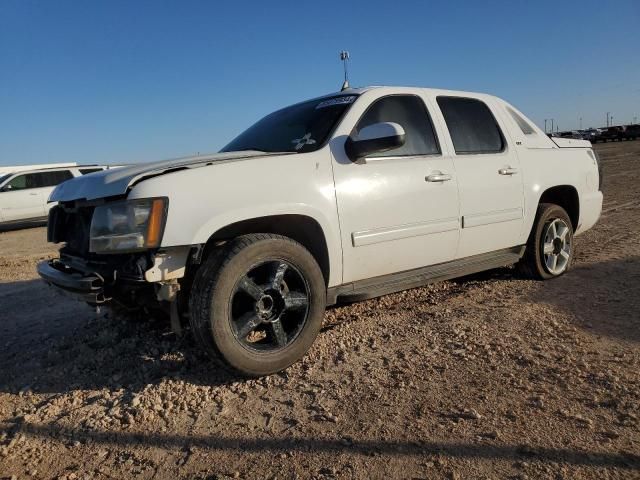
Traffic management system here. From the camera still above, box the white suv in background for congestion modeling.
[0,166,108,227]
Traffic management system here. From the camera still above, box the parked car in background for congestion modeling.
[0,162,78,178]
[590,129,609,143]
[39,85,603,376]
[600,126,625,142]
[0,165,112,227]
[558,130,583,140]
[580,129,599,142]
[622,125,640,140]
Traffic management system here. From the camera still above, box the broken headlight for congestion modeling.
[89,198,168,253]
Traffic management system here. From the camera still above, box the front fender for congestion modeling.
[192,205,342,287]
[126,151,343,286]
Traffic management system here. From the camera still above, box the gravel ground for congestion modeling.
[0,141,639,479]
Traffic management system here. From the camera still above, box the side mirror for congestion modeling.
[345,122,406,161]
[0,185,12,192]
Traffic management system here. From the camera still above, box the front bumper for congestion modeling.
[38,246,192,305]
[37,260,107,303]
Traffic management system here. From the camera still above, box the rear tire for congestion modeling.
[517,203,574,280]
[189,234,326,376]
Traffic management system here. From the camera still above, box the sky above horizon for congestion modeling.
[1,0,638,167]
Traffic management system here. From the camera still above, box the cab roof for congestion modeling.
[336,85,502,101]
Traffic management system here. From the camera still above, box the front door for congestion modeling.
[331,94,460,283]
[0,170,73,222]
[0,173,46,222]
[434,96,524,258]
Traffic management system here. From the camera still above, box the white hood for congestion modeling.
[49,151,283,202]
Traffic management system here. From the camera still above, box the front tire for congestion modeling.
[517,203,574,280]
[189,234,326,376]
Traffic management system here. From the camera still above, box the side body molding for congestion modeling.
[462,207,523,228]
[352,217,460,247]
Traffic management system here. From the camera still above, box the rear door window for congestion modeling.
[355,95,440,157]
[437,97,505,154]
[38,170,73,187]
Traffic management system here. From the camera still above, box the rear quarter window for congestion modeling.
[506,107,536,135]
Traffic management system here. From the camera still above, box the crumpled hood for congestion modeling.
[49,150,281,202]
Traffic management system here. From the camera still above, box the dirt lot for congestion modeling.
[1,141,639,480]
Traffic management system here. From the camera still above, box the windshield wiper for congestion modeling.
[223,148,298,154]
[226,148,268,153]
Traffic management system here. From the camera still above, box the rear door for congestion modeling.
[434,96,524,258]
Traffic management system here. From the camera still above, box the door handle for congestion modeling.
[498,167,518,176]
[425,172,452,183]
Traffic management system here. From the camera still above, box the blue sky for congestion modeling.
[1,0,638,166]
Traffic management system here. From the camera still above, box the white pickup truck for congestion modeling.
[39,86,603,376]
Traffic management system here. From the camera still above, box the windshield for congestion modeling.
[221,95,358,154]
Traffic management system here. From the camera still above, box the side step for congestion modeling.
[327,246,525,305]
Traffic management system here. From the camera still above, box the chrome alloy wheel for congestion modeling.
[542,218,572,275]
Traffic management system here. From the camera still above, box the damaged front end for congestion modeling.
[39,201,193,325]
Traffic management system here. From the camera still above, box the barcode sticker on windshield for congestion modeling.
[315,96,357,109]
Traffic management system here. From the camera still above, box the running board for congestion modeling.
[327,246,525,305]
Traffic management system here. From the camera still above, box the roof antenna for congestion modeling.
[340,50,350,91]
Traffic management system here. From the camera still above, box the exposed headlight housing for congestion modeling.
[89,198,168,253]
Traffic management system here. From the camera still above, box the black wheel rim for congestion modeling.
[229,259,310,352]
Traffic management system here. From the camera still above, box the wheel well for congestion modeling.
[202,215,331,286]
[539,185,579,230]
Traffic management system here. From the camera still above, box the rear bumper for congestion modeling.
[37,260,107,303]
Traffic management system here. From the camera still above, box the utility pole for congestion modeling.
[544,119,548,133]
[579,117,582,129]
[634,116,638,124]
[551,118,554,133]
[611,115,614,126]
[606,112,610,127]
